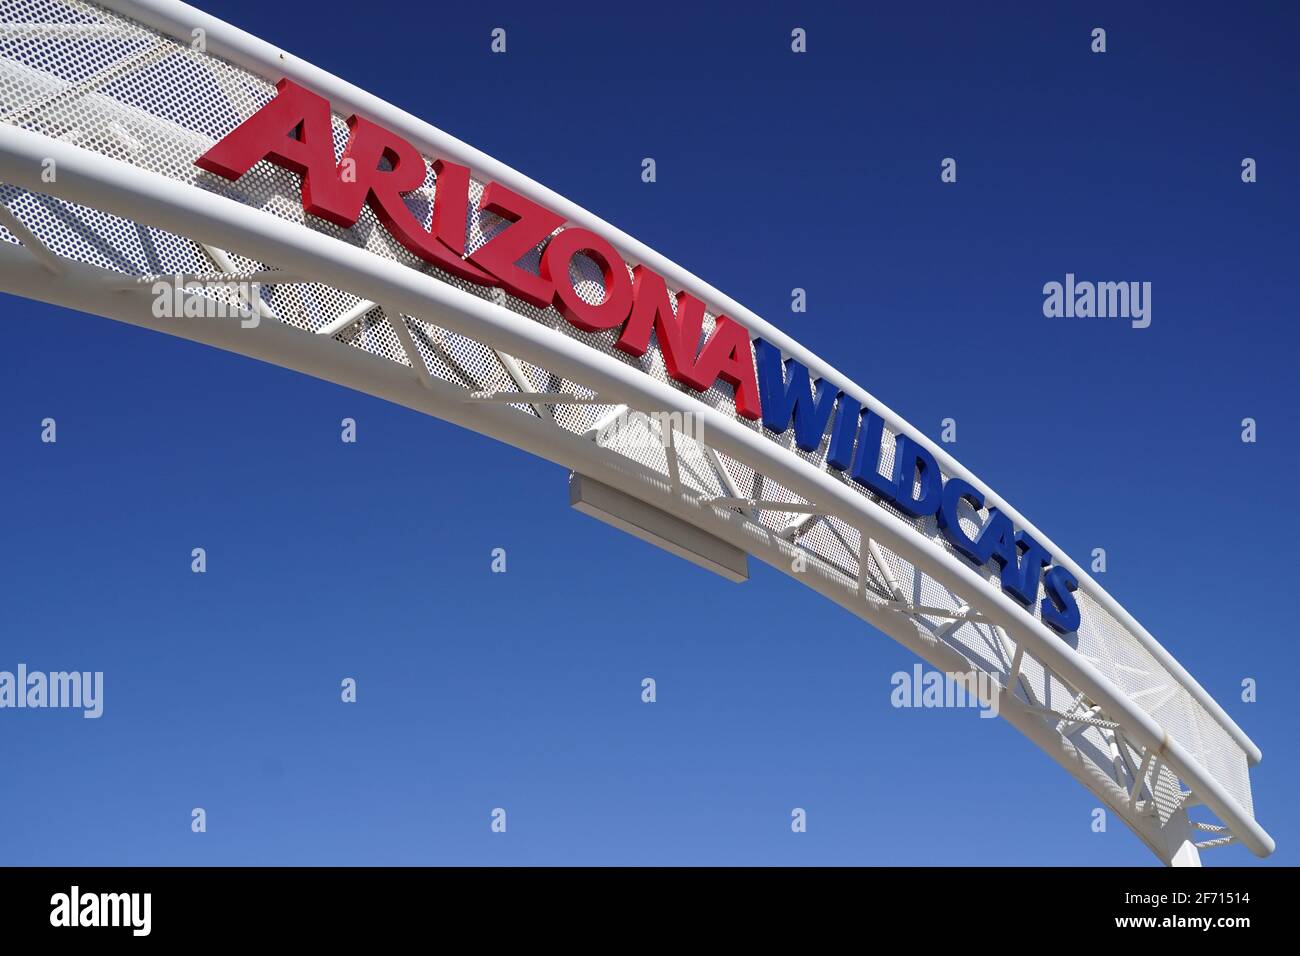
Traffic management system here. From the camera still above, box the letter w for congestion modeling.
[753,339,838,451]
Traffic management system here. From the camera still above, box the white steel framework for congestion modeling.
[0,0,1274,865]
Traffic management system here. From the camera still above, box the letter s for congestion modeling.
[1041,565,1080,635]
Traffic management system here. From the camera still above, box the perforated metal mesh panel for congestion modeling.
[0,0,1256,836]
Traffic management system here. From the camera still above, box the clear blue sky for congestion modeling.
[1,0,1296,866]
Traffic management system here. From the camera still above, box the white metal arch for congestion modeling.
[0,0,1273,864]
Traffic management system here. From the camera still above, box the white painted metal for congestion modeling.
[570,473,749,583]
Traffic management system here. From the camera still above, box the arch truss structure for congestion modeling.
[0,0,1274,865]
